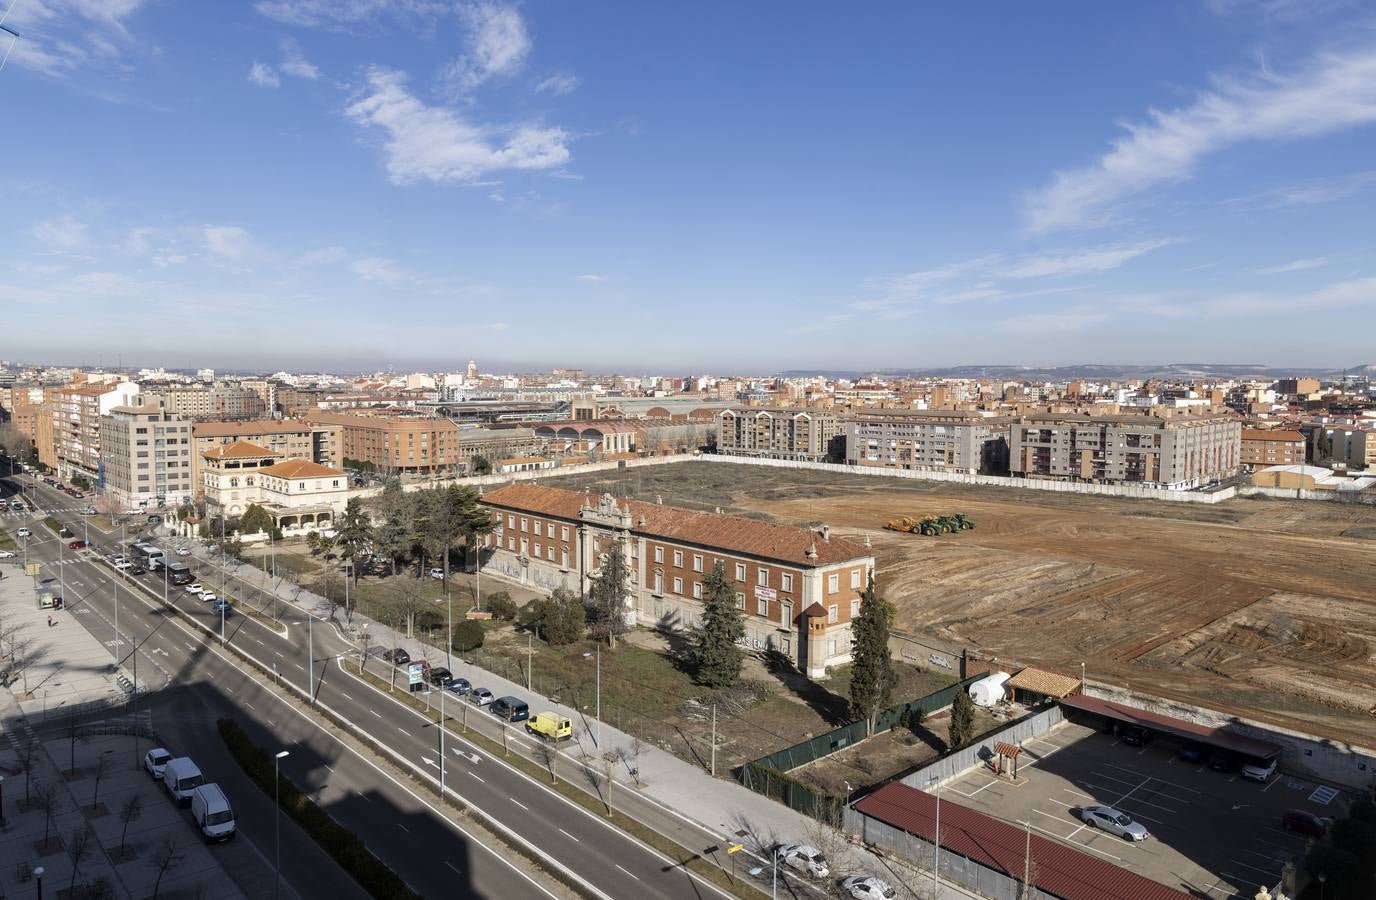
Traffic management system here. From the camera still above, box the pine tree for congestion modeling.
[948,689,976,750]
[848,574,894,734]
[692,561,745,688]
[587,540,631,647]
[538,586,585,645]
[335,497,373,582]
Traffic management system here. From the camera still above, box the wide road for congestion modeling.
[4,473,745,900]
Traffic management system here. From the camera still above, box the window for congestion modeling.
[851,570,861,589]
[692,554,703,572]
[735,563,746,581]
[654,572,663,593]
[229,477,239,487]
[507,536,515,550]
[672,577,683,595]
[521,517,528,532]
[534,543,542,558]
[781,573,793,593]
[507,515,515,528]
[757,569,768,587]
[673,550,683,567]
[693,582,703,599]
[333,480,340,487]
[654,546,663,563]
[850,599,861,618]
[548,546,555,561]
[562,526,569,541]
[735,592,746,610]
[828,604,838,624]
[757,596,768,616]
[827,573,839,593]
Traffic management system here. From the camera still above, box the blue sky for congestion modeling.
[3,1,1376,373]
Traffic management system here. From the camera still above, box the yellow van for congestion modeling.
[526,712,572,741]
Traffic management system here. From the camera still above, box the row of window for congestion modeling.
[507,515,572,543]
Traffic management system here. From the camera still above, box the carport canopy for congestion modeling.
[1061,695,1282,760]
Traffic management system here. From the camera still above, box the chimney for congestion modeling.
[806,541,818,560]
[821,524,830,541]
[638,515,646,527]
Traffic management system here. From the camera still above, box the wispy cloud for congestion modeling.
[346,67,571,184]
[1024,48,1376,232]
[1143,275,1376,318]
[1219,170,1376,209]
[441,2,530,95]
[254,0,399,28]
[203,225,254,261]
[279,37,321,79]
[4,0,150,77]
[1004,240,1173,279]
[31,215,89,252]
[574,274,604,282]
[535,73,579,96]
[296,246,348,266]
[350,256,408,284]
[1256,257,1328,275]
[249,62,281,88]
[999,309,1107,334]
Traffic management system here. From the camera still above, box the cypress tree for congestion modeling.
[848,574,894,734]
[693,561,746,688]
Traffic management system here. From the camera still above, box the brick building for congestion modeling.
[480,484,875,677]
[48,380,142,482]
[308,412,464,474]
[718,407,843,462]
[846,410,1012,475]
[190,419,341,494]
[1240,429,1305,468]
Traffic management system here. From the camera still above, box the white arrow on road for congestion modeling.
[452,749,481,764]
[152,648,169,657]
[422,757,438,769]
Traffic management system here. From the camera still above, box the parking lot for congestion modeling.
[943,720,1348,898]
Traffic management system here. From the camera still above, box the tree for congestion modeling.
[691,561,745,688]
[71,473,91,491]
[587,539,631,648]
[1316,428,1334,463]
[152,837,182,898]
[16,739,37,803]
[848,574,895,734]
[485,591,516,621]
[238,503,274,537]
[335,497,373,582]
[118,793,143,854]
[67,824,93,893]
[536,587,585,645]
[373,477,414,576]
[452,619,485,652]
[948,689,976,750]
[471,455,492,476]
[35,779,59,846]
[90,752,113,809]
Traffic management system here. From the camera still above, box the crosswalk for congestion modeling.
[0,505,94,518]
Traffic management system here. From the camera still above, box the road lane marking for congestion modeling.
[370,710,382,718]
[558,828,580,843]
[510,798,529,811]
[294,664,304,671]
[468,772,485,783]
[397,824,410,833]
[615,865,639,881]
[340,692,352,700]
[398,727,411,737]
[445,861,462,876]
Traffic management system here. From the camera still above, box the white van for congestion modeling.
[190,783,236,841]
[162,757,203,805]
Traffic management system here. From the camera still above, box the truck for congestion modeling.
[190,783,236,841]
[526,712,572,741]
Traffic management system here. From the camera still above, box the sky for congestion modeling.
[2,1,1376,374]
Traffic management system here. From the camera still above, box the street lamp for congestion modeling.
[274,750,290,899]
[928,775,942,899]
[34,865,44,900]
[0,774,5,827]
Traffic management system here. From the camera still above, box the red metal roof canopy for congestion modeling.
[1060,695,1281,760]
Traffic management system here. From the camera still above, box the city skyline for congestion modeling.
[4,2,1376,369]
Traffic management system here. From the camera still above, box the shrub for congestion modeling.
[485,591,516,621]
[452,620,485,652]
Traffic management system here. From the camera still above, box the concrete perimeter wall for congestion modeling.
[1085,682,1376,790]
[899,704,1066,789]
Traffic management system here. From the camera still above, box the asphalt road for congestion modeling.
[3,473,744,900]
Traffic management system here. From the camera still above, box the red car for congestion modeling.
[68,540,87,550]
[1282,810,1330,836]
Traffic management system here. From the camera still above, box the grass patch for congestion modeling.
[43,515,62,533]
[218,718,422,900]
[0,530,15,552]
[822,660,956,704]
[352,666,769,900]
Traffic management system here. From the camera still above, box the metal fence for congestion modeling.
[899,704,1065,789]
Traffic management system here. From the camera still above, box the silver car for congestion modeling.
[1080,805,1149,841]
[841,875,897,899]
[777,843,829,878]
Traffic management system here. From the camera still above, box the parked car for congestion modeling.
[777,843,829,879]
[1119,725,1153,747]
[1209,752,1240,773]
[470,687,495,706]
[428,667,453,686]
[143,747,173,779]
[1179,741,1208,763]
[113,560,132,571]
[384,648,412,667]
[1080,806,1150,841]
[0,550,15,559]
[1282,809,1331,836]
[200,592,217,604]
[67,539,87,549]
[15,527,30,537]
[185,583,204,595]
[82,506,97,515]
[446,677,472,696]
[211,599,232,615]
[175,546,192,556]
[191,783,236,842]
[128,564,147,576]
[490,696,530,722]
[840,876,897,900]
[526,712,572,741]
[1241,757,1278,783]
[428,567,444,580]
[163,757,204,805]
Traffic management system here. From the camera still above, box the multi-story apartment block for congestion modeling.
[201,441,349,533]
[308,412,463,474]
[0,385,47,442]
[99,404,195,511]
[1309,424,1376,470]
[845,410,1012,475]
[718,407,843,462]
[190,419,341,494]
[1240,429,1306,468]
[144,384,267,421]
[480,484,875,677]
[49,380,141,482]
[1009,411,1240,488]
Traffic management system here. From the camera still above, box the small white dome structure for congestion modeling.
[968,671,1011,708]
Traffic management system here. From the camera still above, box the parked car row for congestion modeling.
[1118,726,1279,782]
[768,844,895,898]
[380,649,570,738]
[143,748,237,842]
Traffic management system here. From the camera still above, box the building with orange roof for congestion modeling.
[190,418,341,495]
[1240,428,1306,468]
[480,483,876,676]
[201,441,349,534]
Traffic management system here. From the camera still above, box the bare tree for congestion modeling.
[68,823,93,893]
[90,752,113,809]
[34,780,60,847]
[66,715,85,775]
[628,737,645,786]
[9,632,41,695]
[118,793,143,855]
[16,739,37,804]
[152,837,182,898]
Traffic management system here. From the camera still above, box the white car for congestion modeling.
[777,843,829,879]
[113,560,132,571]
[1080,806,1150,841]
[16,527,30,538]
[841,876,897,900]
[1241,758,1278,783]
[143,747,172,779]
[175,547,191,556]
[83,506,98,515]
[185,583,204,595]
[0,550,15,559]
[200,592,217,603]
[428,567,444,580]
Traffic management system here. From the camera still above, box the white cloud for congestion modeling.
[1025,48,1376,232]
[254,0,399,27]
[279,38,321,79]
[249,62,281,88]
[346,67,571,184]
[1144,275,1376,318]
[1000,310,1108,334]
[575,274,604,282]
[4,0,150,77]
[1220,170,1376,209]
[1256,257,1328,275]
[350,256,407,284]
[296,246,348,265]
[1004,240,1174,279]
[203,225,254,261]
[31,215,89,251]
[535,73,579,96]
[441,2,530,94]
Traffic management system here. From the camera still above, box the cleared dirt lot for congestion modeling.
[548,462,1376,747]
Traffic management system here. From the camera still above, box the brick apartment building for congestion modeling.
[143,384,268,420]
[480,484,875,677]
[190,419,341,494]
[718,407,844,462]
[309,411,464,474]
[48,380,141,482]
[1240,429,1306,468]
[846,410,1013,475]
[1009,411,1240,488]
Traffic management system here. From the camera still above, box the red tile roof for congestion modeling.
[481,483,871,568]
[854,782,1191,900]
[259,459,345,480]
[193,419,315,437]
[201,440,279,460]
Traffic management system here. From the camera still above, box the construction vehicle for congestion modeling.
[884,516,921,533]
[886,514,975,535]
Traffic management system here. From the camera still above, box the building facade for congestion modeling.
[99,405,195,511]
[190,419,341,493]
[1009,411,1241,488]
[845,410,1012,475]
[49,380,141,482]
[308,412,464,473]
[1240,429,1306,468]
[201,441,349,534]
[480,484,875,677]
[718,408,843,462]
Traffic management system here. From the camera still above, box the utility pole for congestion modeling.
[710,702,717,777]
[439,685,446,797]
[596,643,602,750]
[1022,819,1032,899]
[446,591,452,672]
[526,633,532,690]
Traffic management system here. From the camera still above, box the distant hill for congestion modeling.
[778,363,1371,381]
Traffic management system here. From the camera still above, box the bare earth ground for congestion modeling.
[547,463,1376,748]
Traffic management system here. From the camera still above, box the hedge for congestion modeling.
[217,718,422,900]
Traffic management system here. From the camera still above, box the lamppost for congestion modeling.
[928,775,942,899]
[0,774,5,827]
[34,865,44,900]
[300,614,314,703]
[274,750,290,899]
[446,591,453,672]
